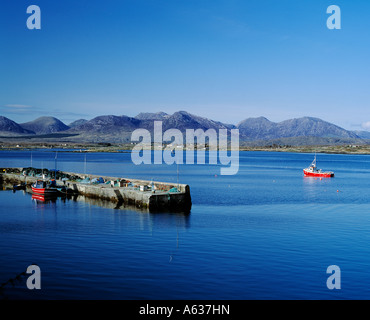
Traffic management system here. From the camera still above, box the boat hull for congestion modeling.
[13,184,26,190]
[303,169,334,178]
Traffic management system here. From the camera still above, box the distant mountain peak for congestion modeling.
[0,112,363,145]
[237,116,359,141]
[20,116,70,134]
[0,116,35,135]
[68,119,88,128]
[135,112,169,121]
[237,116,271,126]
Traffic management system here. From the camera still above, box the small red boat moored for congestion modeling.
[31,180,59,195]
[303,155,334,178]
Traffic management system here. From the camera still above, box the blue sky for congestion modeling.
[1,0,370,130]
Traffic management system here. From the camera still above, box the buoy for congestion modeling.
[337,190,339,192]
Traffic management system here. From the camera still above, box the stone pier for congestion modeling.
[0,168,192,213]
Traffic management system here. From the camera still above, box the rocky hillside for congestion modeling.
[237,116,359,141]
[0,116,34,136]
[68,119,88,128]
[20,117,70,135]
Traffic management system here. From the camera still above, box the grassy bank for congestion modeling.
[2,142,370,155]
[239,144,370,154]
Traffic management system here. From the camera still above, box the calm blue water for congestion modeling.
[1,150,370,299]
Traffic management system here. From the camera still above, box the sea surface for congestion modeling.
[1,150,370,300]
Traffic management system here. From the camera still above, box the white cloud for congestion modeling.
[4,104,32,109]
[0,104,40,115]
[361,121,370,130]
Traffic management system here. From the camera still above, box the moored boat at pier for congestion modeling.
[31,180,59,195]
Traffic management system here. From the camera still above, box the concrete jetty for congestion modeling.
[0,167,192,213]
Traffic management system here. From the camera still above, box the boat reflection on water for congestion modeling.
[32,193,58,204]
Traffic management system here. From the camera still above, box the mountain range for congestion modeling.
[0,111,368,146]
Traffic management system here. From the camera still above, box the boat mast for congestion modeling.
[177,161,179,190]
[55,151,58,179]
[84,153,87,175]
[312,152,316,168]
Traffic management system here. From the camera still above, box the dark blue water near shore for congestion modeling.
[1,150,370,299]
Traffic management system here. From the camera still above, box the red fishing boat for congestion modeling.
[31,180,59,195]
[303,155,334,178]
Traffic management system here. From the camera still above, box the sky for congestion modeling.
[1,0,370,130]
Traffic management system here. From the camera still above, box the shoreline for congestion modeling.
[2,143,370,155]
